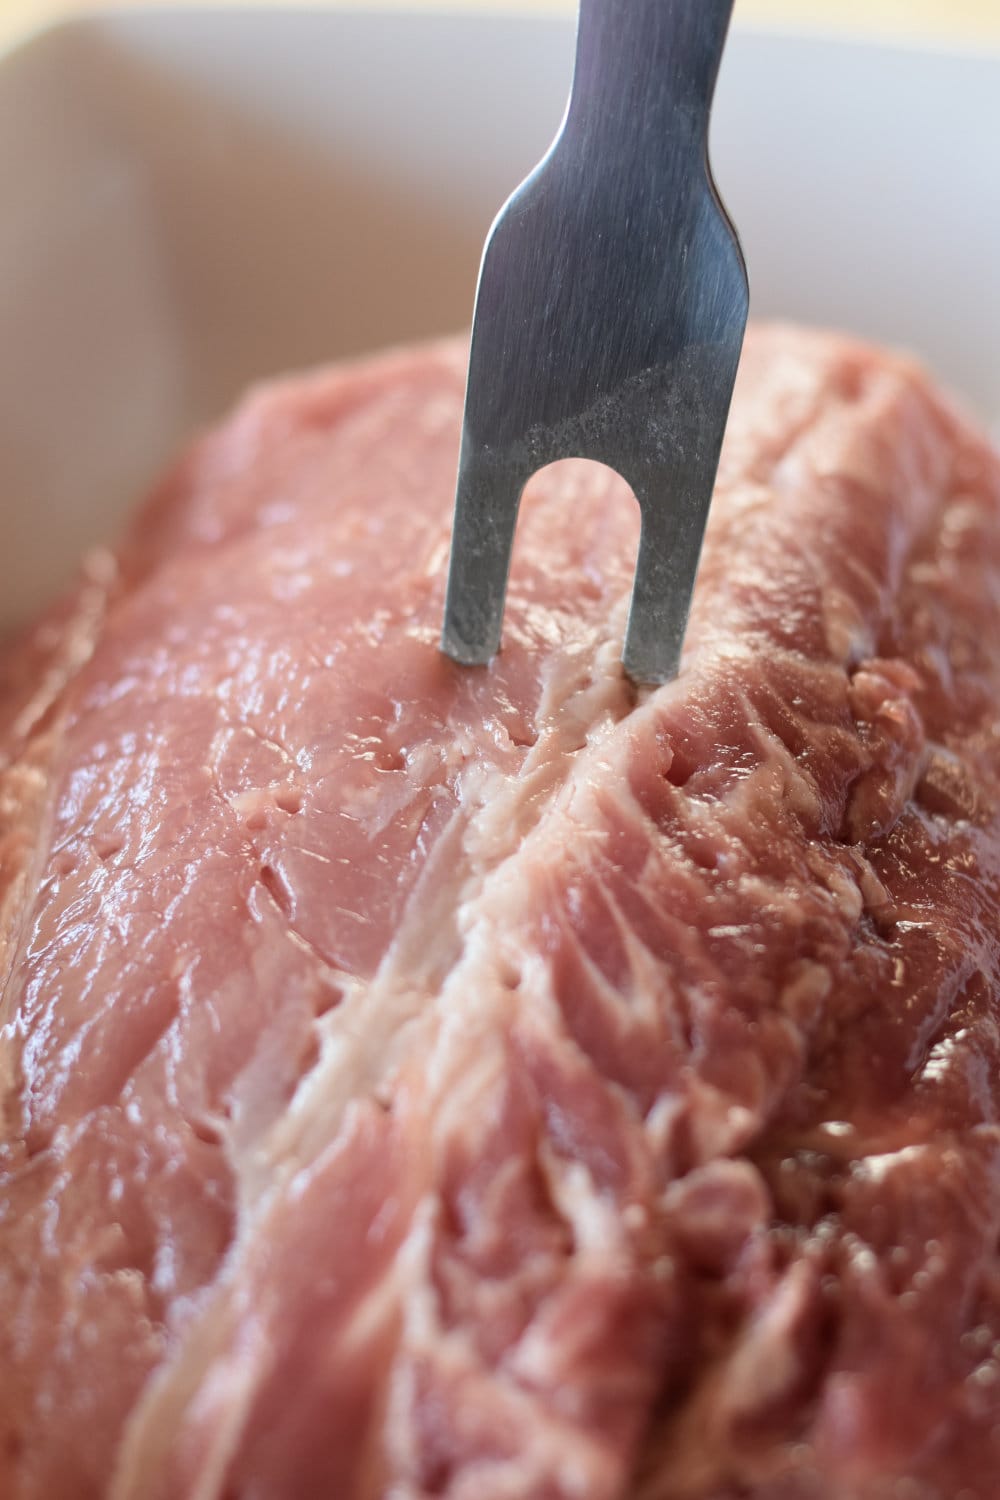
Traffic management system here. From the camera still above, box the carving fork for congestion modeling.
[441,0,748,684]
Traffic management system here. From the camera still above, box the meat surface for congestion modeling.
[1,325,1000,1500]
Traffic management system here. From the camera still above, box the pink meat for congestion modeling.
[1,325,1000,1500]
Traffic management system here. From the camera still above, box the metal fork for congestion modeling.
[441,0,748,685]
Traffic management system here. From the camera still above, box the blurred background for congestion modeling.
[0,0,996,628]
[2,0,1000,50]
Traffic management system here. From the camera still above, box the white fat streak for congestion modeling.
[111,605,638,1499]
[386,1191,620,1500]
[634,1259,817,1500]
[179,1328,269,1500]
[109,1291,246,1500]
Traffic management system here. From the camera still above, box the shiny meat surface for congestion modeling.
[1,326,1000,1500]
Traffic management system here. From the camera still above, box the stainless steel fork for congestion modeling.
[441,0,748,685]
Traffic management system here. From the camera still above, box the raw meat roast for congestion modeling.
[2,325,1000,1500]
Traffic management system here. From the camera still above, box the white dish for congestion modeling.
[1,7,998,631]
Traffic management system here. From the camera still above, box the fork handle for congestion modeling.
[567,0,735,156]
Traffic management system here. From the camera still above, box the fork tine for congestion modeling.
[622,342,744,683]
[441,446,524,666]
[624,506,699,686]
[624,465,719,685]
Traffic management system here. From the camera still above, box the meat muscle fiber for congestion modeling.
[2,324,1000,1500]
